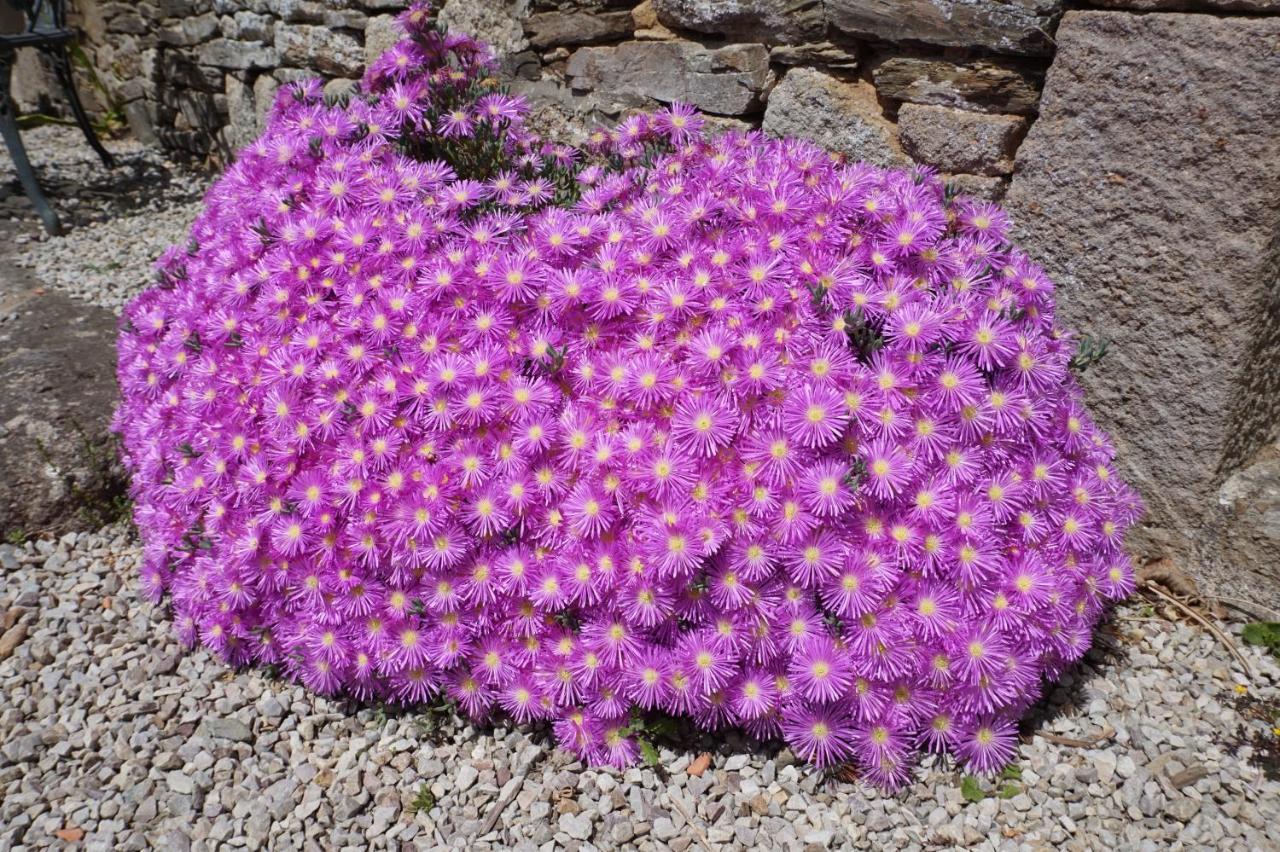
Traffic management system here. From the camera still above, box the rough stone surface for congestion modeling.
[1217,439,1280,619]
[651,0,827,45]
[872,56,1042,115]
[762,67,906,167]
[0,253,123,539]
[275,24,365,77]
[827,0,1061,56]
[223,74,257,152]
[567,41,772,116]
[768,41,859,71]
[631,0,679,40]
[945,173,1007,202]
[195,39,280,71]
[363,14,402,68]
[1003,11,1280,611]
[438,0,530,58]
[897,103,1025,175]
[526,10,633,49]
[1093,0,1278,8]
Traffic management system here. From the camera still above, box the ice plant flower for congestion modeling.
[115,1,1141,788]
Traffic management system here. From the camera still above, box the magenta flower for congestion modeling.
[114,0,1141,789]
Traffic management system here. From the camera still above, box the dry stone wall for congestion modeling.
[15,0,1280,610]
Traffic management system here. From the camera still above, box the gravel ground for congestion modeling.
[1,525,1278,851]
[5,126,1280,852]
[2,125,210,313]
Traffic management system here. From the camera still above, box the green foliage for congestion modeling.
[70,42,127,135]
[622,711,679,767]
[411,783,436,813]
[1069,334,1110,374]
[415,696,457,739]
[961,766,1023,803]
[1241,622,1280,659]
[638,738,661,767]
[842,308,885,364]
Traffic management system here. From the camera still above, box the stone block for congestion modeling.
[0,270,124,539]
[275,24,364,77]
[897,103,1025,175]
[197,38,281,70]
[762,66,906,167]
[872,56,1041,115]
[525,10,633,49]
[651,0,826,45]
[1003,11,1280,609]
[827,0,1060,56]
[364,14,402,67]
[438,0,530,58]
[566,40,771,116]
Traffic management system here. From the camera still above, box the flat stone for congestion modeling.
[1092,0,1277,9]
[526,10,633,49]
[0,264,124,540]
[196,39,280,70]
[266,0,328,23]
[567,41,772,116]
[611,819,636,843]
[762,67,906,167]
[167,771,194,795]
[651,0,827,45]
[1003,11,1280,611]
[872,56,1042,115]
[768,41,858,70]
[944,173,1006,202]
[275,24,364,77]
[202,717,253,742]
[897,103,1025,175]
[231,10,273,42]
[652,817,679,840]
[632,0,679,40]
[827,0,1061,56]
[224,75,257,152]
[1217,439,1280,602]
[1168,764,1210,789]
[0,623,28,661]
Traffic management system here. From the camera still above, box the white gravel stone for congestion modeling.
[3,127,1280,852]
[4,522,1274,850]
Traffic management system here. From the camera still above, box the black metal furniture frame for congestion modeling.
[1,0,114,235]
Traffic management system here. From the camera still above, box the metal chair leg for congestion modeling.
[48,44,114,169]
[0,49,63,236]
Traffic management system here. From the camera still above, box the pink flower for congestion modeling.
[115,0,1141,788]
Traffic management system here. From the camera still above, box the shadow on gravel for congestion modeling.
[0,140,211,233]
[229,612,1133,798]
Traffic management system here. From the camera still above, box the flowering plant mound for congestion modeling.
[115,3,1141,787]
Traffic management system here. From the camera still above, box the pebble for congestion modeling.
[1095,751,1118,785]
[652,816,678,840]
[203,718,253,743]
[2,123,1280,847]
[559,811,593,841]
[455,765,480,792]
